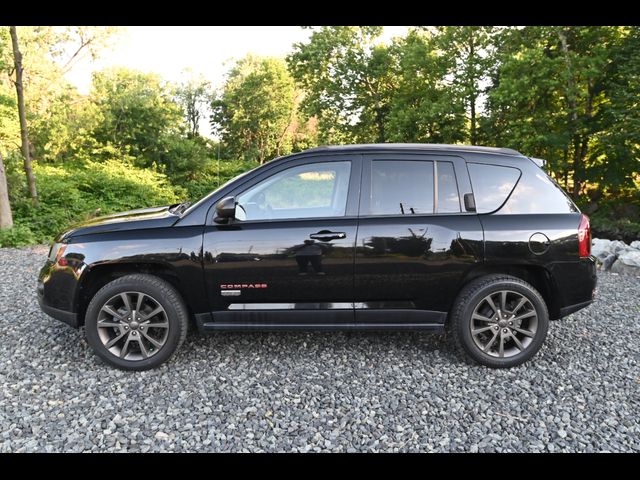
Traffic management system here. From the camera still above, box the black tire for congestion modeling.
[448,274,549,368]
[85,274,188,371]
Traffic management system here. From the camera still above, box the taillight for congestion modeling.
[578,214,591,258]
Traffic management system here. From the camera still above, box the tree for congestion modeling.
[211,55,297,164]
[0,32,17,229]
[9,26,37,205]
[90,68,184,164]
[482,26,634,197]
[287,26,397,143]
[0,151,12,229]
[176,72,212,138]
[88,67,211,180]
[429,26,498,145]
[385,29,466,143]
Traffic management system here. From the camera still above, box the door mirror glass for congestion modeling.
[214,196,237,223]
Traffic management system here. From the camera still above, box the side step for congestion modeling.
[199,322,445,332]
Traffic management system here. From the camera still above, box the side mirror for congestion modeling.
[463,193,476,212]
[214,196,236,223]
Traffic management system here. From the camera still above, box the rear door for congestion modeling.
[354,153,484,324]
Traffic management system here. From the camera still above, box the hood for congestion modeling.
[58,205,180,242]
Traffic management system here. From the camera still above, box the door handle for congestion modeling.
[309,231,346,241]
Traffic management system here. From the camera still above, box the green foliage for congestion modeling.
[2,159,183,247]
[175,72,212,137]
[482,26,638,196]
[211,55,297,164]
[90,68,183,163]
[385,29,466,143]
[287,26,396,143]
[180,159,257,200]
[2,26,639,247]
[0,224,37,247]
[577,185,640,242]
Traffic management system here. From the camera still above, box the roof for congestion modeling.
[299,143,523,157]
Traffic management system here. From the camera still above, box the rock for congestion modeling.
[611,240,628,255]
[155,432,170,441]
[603,254,617,271]
[610,253,640,276]
[591,239,613,259]
[617,250,640,268]
[630,241,640,250]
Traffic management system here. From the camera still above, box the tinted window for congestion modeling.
[369,160,434,215]
[468,163,521,213]
[236,161,351,221]
[502,168,579,214]
[437,161,461,213]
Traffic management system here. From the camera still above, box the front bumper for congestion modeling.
[37,258,83,329]
[37,290,79,328]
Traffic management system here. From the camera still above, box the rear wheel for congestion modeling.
[449,275,549,368]
[85,274,188,370]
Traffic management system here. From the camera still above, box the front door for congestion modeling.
[202,155,361,325]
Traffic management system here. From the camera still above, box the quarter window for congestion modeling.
[236,161,351,221]
[467,163,521,213]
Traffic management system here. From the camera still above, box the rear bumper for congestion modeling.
[558,299,593,318]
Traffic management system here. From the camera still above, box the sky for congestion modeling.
[65,26,411,95]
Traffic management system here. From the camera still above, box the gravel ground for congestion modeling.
[0,246,638,453]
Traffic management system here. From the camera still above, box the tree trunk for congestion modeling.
[10,26,38,206]
[557,28,582,198]
[0,151,14,229]
[470,97,477,145]
[469,35,477,145]
[375,107,385,143]
[572,136,590,198]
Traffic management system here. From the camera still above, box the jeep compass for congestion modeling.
[37,144,597,370]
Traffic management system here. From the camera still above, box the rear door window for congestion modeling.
[367,160,434,215]
[436,161,461,213]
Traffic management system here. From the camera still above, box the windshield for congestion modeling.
[179,165,261,216]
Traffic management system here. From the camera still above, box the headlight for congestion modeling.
[48,242,68,265]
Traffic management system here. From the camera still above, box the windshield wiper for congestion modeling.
[169,202,191,215]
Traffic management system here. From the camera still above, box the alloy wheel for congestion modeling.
[96,291,169,361]
[470,290,539,358]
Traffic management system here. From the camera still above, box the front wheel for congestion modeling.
[449,275,549,368]
[85,274,189,370]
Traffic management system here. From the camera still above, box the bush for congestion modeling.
[578,186,640,242]
[0,224,38,248]
[3,159,184,247]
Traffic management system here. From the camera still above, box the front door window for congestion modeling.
[236,162,351,221]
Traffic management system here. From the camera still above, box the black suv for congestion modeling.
[37,144,597,370]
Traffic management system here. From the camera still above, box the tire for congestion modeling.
[448,274,549,368]
[85,274,188,371]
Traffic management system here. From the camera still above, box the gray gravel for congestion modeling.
[1,246,639,452]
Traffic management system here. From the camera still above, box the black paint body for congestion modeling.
[37,144,597,332]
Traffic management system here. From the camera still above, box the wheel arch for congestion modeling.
[457,263,561,320]
[77,262,193,327]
